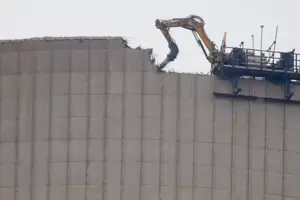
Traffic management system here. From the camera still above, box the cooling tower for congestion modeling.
[0,37,299,200]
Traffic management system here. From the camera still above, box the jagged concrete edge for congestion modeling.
[141,45,211,76]
[0,35,159,72]
[0,36,211,76]
[0,36,126,43]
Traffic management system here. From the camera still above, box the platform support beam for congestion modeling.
[285,78,294,100]
[232,77,242,95]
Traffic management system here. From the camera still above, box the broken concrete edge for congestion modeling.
[0,36,126,43]
[0,36,158,71]
[0,35,212,76]
[0,36,135,51]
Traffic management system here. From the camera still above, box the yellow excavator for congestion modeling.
[155,15,300,101]
[155,15,228,71]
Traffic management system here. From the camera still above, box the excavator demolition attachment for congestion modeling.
[155,15,300,103]
[155,15,224,71]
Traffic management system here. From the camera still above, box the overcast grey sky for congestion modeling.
[1,0,298,73]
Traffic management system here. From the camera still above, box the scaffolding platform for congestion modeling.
[211,47,300,103]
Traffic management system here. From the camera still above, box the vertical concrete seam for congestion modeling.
[211,76,216,200]
[139,50,146,200]
[175,73,180,200]
[102,50,109,200]
[263,84,268,200]
[0,50,2,194]
[120,47,126,200]
[192,75,197,200]
[85,41,91,200]
[247,85,252,200]
[282,104,286,199]
[46,41,54,200]
[230,98,234,200]
[159,72,164,200]
[0,53,2,170]
[66,41,72,200]
[14,45,21,200]
[30,44,38,200]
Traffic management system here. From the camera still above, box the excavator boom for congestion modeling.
[155,15,219,70]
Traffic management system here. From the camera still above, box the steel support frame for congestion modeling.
[285,77,294,100]
[231,76,294,100]
[226,75,294,101]
[213,45,300,102]
[232,77,242,95]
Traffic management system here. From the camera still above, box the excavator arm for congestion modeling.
[155,15,219,70]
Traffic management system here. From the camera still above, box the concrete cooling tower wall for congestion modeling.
[0,37,299,200]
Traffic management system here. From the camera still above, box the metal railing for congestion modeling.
[220,46,300,73]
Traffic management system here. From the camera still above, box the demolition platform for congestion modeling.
[212,47,300,103]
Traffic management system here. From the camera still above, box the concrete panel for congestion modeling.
[124,49,145,72]
[71,95,88,117]
[88,140,104,161]
[196,164,212,187]
[49,186,67,200]
[71,72,88,94]
[163,163,176,185]
[1,37,300,200]
[50,162,67,185]
[108,50,124,72]
[0,142,16,163]
[90,72,106,94]
[144,72,164,95]
[87,185,103,200]
[250,170,264,200]
[20,51,35,73]
[16,187,30,200]
[88,162,104,185]
[1,52,18,75]
[90,50,108,72]
[144,118,160,139]
[53,50,70,73]
[1,120,17,142]
[123,162,140,200]
[143,186,159,200]
[107,72,123,94]
[0,188,14,200]
[17,162,31,186]
[1,97,18,121]
[0,164,15,187]
[71,50,89,72]
[36,50,51,73]
[89,118,105,139]
[52,117,68,140]
[70,117,88,139]
[106,162,121,200]
[144,162,159,185]
[1,74,18,98]
[69,140,86,161]
[179,142,193,186]
[33,163,48,185]
[69,162,86,184]
[34,142,48,164]
[68,186,86,200]
[52,73,69,95]
[125,72,143,94]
